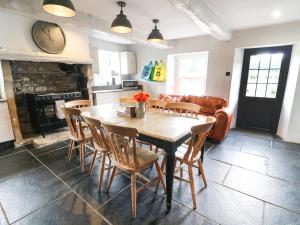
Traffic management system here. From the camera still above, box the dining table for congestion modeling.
[81,103,212,211]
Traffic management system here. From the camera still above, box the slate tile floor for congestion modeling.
[1,129,300,225]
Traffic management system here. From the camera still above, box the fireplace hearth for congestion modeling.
[2,60,93,139]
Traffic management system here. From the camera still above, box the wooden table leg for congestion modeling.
[165,143,176,211]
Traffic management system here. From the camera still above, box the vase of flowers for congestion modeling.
[133,92,150,118]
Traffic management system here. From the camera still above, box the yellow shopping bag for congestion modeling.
[152,60,166,82]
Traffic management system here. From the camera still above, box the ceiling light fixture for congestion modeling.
[111,1,132,34]
[42,0,76,17]
[147,19,164,43]
[272,10,281,18]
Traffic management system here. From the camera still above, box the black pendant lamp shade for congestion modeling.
[111,1,132,34]
[42,0,76,18]
[147,19,163,43]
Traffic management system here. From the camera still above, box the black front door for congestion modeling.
[237,45,292,133]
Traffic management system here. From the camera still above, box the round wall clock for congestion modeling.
[32,21,66,54]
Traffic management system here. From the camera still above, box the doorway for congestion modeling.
[236,45,292,133]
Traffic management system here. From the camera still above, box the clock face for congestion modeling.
[32,21,66,54]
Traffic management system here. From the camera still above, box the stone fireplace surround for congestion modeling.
[1,60,93,142]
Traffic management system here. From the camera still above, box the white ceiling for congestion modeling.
[73,0,300,40]
[205,0,300,30]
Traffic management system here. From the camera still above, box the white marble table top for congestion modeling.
[81,103,214,142]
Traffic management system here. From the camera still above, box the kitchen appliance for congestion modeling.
[122,80,139,89]
[26,91,82,137]
[0,62,14,149]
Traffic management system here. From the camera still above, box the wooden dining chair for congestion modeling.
[148,99,167,111]
[64,100,92,109]
[82,116,113,191]
[159,116,216,209]
[102,122,166,218]
[166,102,201,117]
[119,97,136,106]
[61,107,92,172]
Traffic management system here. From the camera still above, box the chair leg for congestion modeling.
[131,173,137,218]
[89,150,97,175]
[107,166,117,192]
[80,141,85,172]
[180,162,183,179]
[161,156,166,172]
[197,160,201,175]
[67,140,74,162]
[198,160,207,188]
[188,164,197,209]
[98,154,106,192]
[154,161,166,192]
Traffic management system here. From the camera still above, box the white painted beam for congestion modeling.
[0,0,174,49]
[170,0,232,41]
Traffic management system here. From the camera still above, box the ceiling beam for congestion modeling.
[170,0,232,41]
[0,0,174,49]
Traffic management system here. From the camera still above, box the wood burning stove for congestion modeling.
[26,91,82,137]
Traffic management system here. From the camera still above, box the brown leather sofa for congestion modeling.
[159,94,233,142]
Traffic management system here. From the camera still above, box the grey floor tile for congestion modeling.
[0,146,26,158]
[27,141,69,157]
[242,143,300,167]
[207,147,268,174]
[224,167,300,214]
[0,205,9,225]
[61,163,131,209]
[99,186,217,225]
[268,159,300,184]
[214,135,244,151]
[264,203,300,225]
[38,147,91,176]
[0,167,70,223]
[272,139,300,152]
[171,173,263,225]
[230,128,274,141]
[0,151,41,182]
[13,192,109,225]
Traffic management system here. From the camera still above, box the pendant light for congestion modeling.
[147,19,164,43]
[42,0,76,17]
[111,1,133,34]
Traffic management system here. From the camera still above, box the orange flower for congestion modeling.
[133,92,150,102]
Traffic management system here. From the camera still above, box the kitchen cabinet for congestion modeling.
[94,89,138,105]
[120,51,136,75]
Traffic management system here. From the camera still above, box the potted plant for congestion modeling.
[133,92,150,118]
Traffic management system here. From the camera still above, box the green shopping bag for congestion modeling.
[152,60,167,82]
[149,61,158,81]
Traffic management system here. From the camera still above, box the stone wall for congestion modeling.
[9,61,87,136]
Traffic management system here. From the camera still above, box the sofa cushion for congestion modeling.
[187,95,228,114]
[159,94,185,102]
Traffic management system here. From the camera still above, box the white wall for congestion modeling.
[128,44,168,97]
[127,21,300,142]
[0,11,90,60]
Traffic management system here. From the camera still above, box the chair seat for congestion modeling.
[70,129,92,141]
[175,144,189,160]
[124,147,159,169]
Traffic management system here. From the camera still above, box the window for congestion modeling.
[246,53,283,98]
[93,50,121,86]
[167,52,208,95]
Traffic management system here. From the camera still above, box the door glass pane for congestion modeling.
[268,69,280,83]
[266,84,278,98]
[257,70,269,83]
[270,53,283,69]
[246,84,256,97]
[256,84,267,97]
[248,70,258,83]
[250,55,260,69]
[259,54,271,69]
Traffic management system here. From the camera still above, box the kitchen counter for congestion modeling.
[92,87,141,94]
